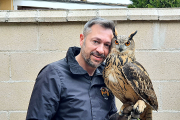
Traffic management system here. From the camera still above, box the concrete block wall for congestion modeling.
[0,8,180,119]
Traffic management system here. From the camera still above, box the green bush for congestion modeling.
[128,0,180,8]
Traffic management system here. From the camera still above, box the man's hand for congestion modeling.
[109,105,140,120]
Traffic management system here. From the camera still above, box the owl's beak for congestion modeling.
[119,45,124,52]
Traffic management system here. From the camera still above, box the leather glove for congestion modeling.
[130,109,140,120]
[109,105,133,120]
[109,105,140,120]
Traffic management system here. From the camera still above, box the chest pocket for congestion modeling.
[95,85,114,110]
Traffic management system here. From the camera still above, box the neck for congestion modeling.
[76,54,96,76]
[119,53,136,63]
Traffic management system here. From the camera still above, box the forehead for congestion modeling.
[117,35,129,43]
[91,24,113,33]
[90,24,113,40]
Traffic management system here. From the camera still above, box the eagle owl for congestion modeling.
[103,31,158,120]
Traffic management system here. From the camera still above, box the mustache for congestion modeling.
[90,51,105,59]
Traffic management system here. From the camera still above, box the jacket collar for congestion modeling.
[66,47,104,76]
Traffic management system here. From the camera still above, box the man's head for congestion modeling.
[80,17,115,68]
[83,17,115,40]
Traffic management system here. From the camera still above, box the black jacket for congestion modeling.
[26,47,117,120]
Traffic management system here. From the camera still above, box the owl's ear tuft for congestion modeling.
[129,31,137,40]
[113,27,118,39]
[115,28,118,36]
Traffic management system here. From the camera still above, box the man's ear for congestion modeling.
[80,34,84,47]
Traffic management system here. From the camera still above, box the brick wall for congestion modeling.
[0,8,180,119]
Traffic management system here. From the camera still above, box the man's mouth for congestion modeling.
[90,51,105,61]
[93,55,103,61]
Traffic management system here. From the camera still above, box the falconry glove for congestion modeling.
[130,110,140,120]
[109,105,136,120]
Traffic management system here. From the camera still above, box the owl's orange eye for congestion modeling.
[125,41,130,46]
[115,40,119,45]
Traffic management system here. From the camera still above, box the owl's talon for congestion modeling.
[133,100,146,114]
[133,107,142,115]
[118,110,123,116]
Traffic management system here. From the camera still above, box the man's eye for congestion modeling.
[105,44,110,48]
[93,41,99,44]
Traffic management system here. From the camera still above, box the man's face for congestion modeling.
[80,24,113,68]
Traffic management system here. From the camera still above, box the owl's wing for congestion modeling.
[122,61,158,111]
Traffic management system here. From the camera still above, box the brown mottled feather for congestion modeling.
[122,61,158,111]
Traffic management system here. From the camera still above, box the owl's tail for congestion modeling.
[140,104,152,120]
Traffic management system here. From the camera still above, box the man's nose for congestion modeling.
[96,44,104,55]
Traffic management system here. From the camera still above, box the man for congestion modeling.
[26,17,135,120]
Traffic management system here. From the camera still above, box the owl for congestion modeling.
[103,31,158,120]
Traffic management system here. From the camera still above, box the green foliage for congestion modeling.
[128,0,180,8]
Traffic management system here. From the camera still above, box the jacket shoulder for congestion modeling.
[38,58,68,76]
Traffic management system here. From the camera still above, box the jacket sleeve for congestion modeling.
[109,95,118,117]
[26,64,62,120]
